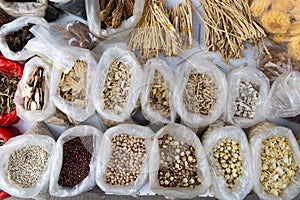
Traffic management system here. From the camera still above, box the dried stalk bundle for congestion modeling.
[0,73,19,114]
[58,60,87,108]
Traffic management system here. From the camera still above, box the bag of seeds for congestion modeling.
[85,0,145,38]
[149,123,211,199]
[49,125,102,197]
[14,56,55,122]
[226,66,270,128]
[96,124,154,195]
[0,16,47,61]
[249,125,300,200]
[173,57,227,128]
[93,46,143,125]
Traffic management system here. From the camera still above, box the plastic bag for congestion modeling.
[226,66,269,128]
[93,46,143,124]
[52,0,87,19]
[141,59,176,124]
[0,8,14,28]
[149,123,211,199]
[14,56,55,122]
[49,125,102,197]
[85,0,145,38]
[249,125,300,200]
[202,126,253,200]
[0,0,47,18]
[173,57,227,128]
[96,124,154,196]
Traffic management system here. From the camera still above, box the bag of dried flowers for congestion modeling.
[96,124,154,196]
[85,0,145,38]
[141,59,176,125]
[49,125,102,197]
[226,66,270,128]
[14,56,55,121]
[202,126,253,200]
[149,123,211,198]
[249,125,300,200]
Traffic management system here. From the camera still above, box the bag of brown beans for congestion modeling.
[96,124,154,195]
[149,123,211,199]
[226,66,270,128]
[49,125,103,197]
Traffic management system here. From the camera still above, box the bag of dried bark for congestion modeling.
[85,0,145,38]
[14,56,55,121]
[96,124,154,196]
[49,125,102,197]
[226,66,270,128]
[249,125,300,200]
[149,123,211,199]
[93,46,143,125]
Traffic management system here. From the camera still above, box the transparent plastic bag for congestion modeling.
[149,123,211,199]
[96,124,154,196]
[49,125,102,197]
[0,0,47,17]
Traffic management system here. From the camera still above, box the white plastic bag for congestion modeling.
[0,16,47,61]
[202,126,253,200]
[149,123,211,199]
[226,66,269,128]
[0,0,47,17]
[85,0,145,38]
[141,59,176,124]
[96,124,154,196]
[49,125,102,197]
[93,46,143,124]
[14,56,56,121]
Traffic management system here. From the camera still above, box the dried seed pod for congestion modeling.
[261,10,291,34]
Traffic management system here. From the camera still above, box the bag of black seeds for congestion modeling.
[202,126,253,200]
[96,124,154,196]
[149,123,211,199]
[226,67,270,128]
[49,125,102,197]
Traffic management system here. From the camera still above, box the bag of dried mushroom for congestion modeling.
[149,123,211,198]
[93,46,143,125]
[14,56,55,121]
[226,66,269,128]
[202,126,253,200]
[249,125,300,200]
[50,125,102,197]
[85,0,144,38]
[96,124,154,196]
[173,57,227,128]
[141,59,176,124]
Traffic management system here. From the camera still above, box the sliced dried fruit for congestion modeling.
[250,0,273,17]
[272,0,295,12]
[261,10,291,34]
[270,34,290,43]
[288,35,300,60]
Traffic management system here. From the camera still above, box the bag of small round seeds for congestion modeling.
[249,125,300,200]
[96,124,154,196]
[226,66,270,128]
[49,125,102,197]
[202,126,253,200]
[149,123,211,199]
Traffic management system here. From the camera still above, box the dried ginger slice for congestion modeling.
[261,10,291,34]
[250,0,273,17]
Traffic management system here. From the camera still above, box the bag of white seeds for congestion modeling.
[226,66,269,128]
[250,125,300,200]
[149,123,211,199]
[173,57,227,128]
[141,59,176,124]
[96,124,154,196]
[202,126,253,200]
[49,125,102,197]
[93,46,143,124]
[14,56,55,121]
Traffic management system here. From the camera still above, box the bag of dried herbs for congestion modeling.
[0,16,47,61]
[14,56,55,122]
[96,124,154,196]
[49,125,102,197]
[149,123,211,198]
[141,59,176,124]
[249,124,300,200]
[226,67,270,128]
[85,0,144,38]
[202,126,253,200]
[93,46,143,126]
[0,8,14,27]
